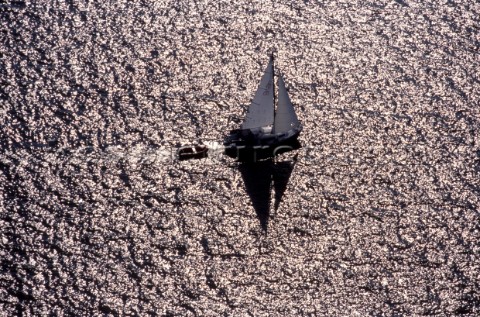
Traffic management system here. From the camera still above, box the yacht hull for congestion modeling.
[223,128,302,161]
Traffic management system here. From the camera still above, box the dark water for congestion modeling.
[1,0,480,315]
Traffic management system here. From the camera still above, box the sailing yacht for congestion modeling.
[224,54,302,160]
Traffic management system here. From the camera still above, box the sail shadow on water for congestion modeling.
[239,159,274,232]
[272,154,297,211]
[238,154,298,231]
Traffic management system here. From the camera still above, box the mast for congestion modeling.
[271,52,276,124]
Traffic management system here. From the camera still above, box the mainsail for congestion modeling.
[273,74,300,134]
[241,58,275,129]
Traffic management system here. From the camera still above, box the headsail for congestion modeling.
[273,74,300,134]
[241,57,275,130]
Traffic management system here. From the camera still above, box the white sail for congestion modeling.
[241,58,275,130]
[273,74,300,134]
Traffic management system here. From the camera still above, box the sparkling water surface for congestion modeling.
[1,1,479,315]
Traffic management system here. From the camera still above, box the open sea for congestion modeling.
[1,0,479,315]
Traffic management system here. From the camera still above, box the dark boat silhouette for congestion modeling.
[223,54,302,161]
